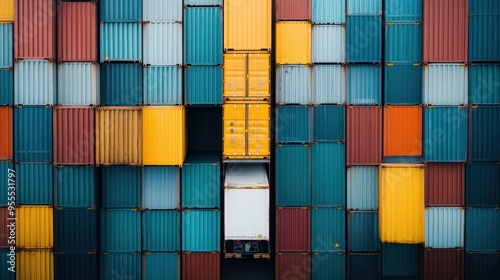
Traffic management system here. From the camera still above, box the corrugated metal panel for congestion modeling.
[312,0,345,24]
[425,163,464,206]
[17,163,52,205]
[276,145,310,206]
[100,253,141,280]
[0,0,14,22]
[143,66,182,105]
[379,164,425,243]
[182,209,220,252]
[143,210,180,252]
[347,166,378,210]
[17,206,53,249]
[224,0,271,50]
[143,167,180,209]
[182,253,220,280]
[423,106,467,162]
[276,207,310,252]
[187,107,222,152]
[0,252,13,280]
[276,106,310,143]
[466,162,500,207]
[276,65,311,105]
[55,253,98,280]
[144,253,179,280]
[423,0,468,62]
[14,60,56,105]
[100,22,142,62]
[14,106,53,162]
[276,253,311,279]
[100,209,141,252]
[17,250,54,280]
[347,0,381,15]
[225,163,269,187]
[313,105,345,141]
[58,3,97,62]
[143,0,182,22]
[383,106,422,156]
[423,64,468,105]
[312,25,345,63]
[144,22,181,65]
[99,0,142,21]
[0,24,12,67]
[385,0,422,22]
[100,63,142,105]
[311,207,345,252]
[185,7,222,65]
[382,243,418,278]
[348,253,381,280]
[101,166,141,208]
[55,166,96,208]
[469,14,500,61]
[348,211,380,252]
[469,106,500,161]
[182,153,220,208]
[465,252,500,280]
[384,63,422,105]
[385,23,422,62]
[53,107,95,165]
[54,208,97,251]
[143,106,186,165]
[276,0,311,20]
[0,208,8,247]
[0,68,13,105]
[425,207,464,248]
[312,65,346,104]
[312,252,346,280]
[469,64,500,104]
[347,65,381,105]
[0,161,13,205]
[95,107,142,165]
[347,106,382,165]
[185,0,222,5]
[312,143,345,207]
[465,208,500,251]
[276,21,311,64]
[346,16,382,63]
[0,106,12,160]
[419,248,464,280]
[58,63,99,105]
[185,66,222,105]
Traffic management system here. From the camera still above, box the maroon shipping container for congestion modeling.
[53,106,95,165]
[15,0,56,60]
[423,0,468,62]
[276,207,310,252]
[182,252,220,280]
[276,253,311,280]
[425,163,465,206]
[419,247,464,280]
[276,0,311,20]
[58,2,98,62]
[0,207,9,248]
[347,106,382,165]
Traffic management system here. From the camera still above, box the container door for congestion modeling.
[223,103,246,158]
[224,53,246,99]
[247,103,270,158]
[248,52,270,99]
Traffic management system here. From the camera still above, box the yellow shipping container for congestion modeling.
[224,52,270,100]
[17,206,53,249]
[143,106,186,166]
[17,250,54,280]
[224,0,271,50]
[96,107,142,165]
[379,164,425,243]
[223,102,270,159]
[276,21,311,64]
[0,0,14,22]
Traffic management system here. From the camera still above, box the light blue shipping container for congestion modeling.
[55,253,98,280]
[313,105,345,142]
[55,166,96,208]
[312,252,346,280]
[466,162,500,207]
[144,253,180,280]
[143,66,182,105]
[425,207,464,248]
[0,249,16,280]
[312,207,346,252]
[347,64,381,105]
[182,209,220,252]
[100,209,141,252]
[143,0,182,22]
[143,210,180,252]
[384,63,422,105]
[0,68,13,105]
[276,65,311,105]
[0,23,12,68]
[0,161,14,205]
[100,253,141,280]
[100,22,142,62]
[469,106,500,161]
[348,253,381,280]
[55,208,97,252]
[185,66,222,105]
[347,0,381,15]
[312,25,345,63]
[469,11,500,62]
[184,7,222,65]
[466,251,500,280]
[101,166,141,208]
[143,22,182,65]
[16,163,52,205]
[423,64,468,106]
[185,0,222,6]
[469,64,500,104]
[312,143,345,207]
[382,243,418,278]
[14,60,56,105]
[384,0,422,22]
[347,166,378,210]
[348,211,380,252]
[14,106,53,162]
[466,208,500,251]
[100,0,142,21]
[276,144,310,207]
[312,0,345,24]
[100,63,143,105]
[385,23,422,62]
[143,166,180,209]
[346,16,382,63]
[182,152,221,208]
[312,65,346,105]
[276,106,311,143]
[58,63,100,105]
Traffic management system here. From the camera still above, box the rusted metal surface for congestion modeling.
[58,3,97,62]
[276,0,311,20]
[425,163,464,206]
[182,252,220,280]
[276,207,311,252]
[347,106,382,165]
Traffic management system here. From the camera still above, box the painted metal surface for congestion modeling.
[465,251,500,280]
[469,64,500,104]
[184,7,222,65]
[0,0,14,22]
[423,106,467,162]
[0,162,13,205]
[143,210,180,252]
[182,253,220,280]
[0,24,12,67]
[54,208,97,251]
[143,166,180,209]
[100,22,142,62]
[276,65,311,105]
[312,143,345,207]
[423,64,468,105]
[383,106,422,156]
[276,144,310,207]
[312,25,345,63]
[182,209,220,252]
[55,166,96,208]
[312,252,346,280]
[99,0,142,21]
[276,253,311,279]
[469,14,500,61]
[17,163,52,205]
[0,68,13,105]
[312,0,345,24]
[313,105,345,141]
[185,66,222,105]
[100,209,141,252]
[385,0,422,22]
[465,162,500,207]
[384,63,422,105]
[14,106,53,162]
[187,107,222,152]
[17,206,53,249]
[347,0,381,15]
[14,60,56,105]
[379,164,425,243]
[276,106,310,143]
[182,153,220,208]
[276,0,311,20]
[348,211,380,252]
[425,163,464,206]
[385,22,422,62]
[101,166,141,208]
[276,207,311,252]
[312,65,346,104]
[465,208,500,251]
[58,63,100,105]
[311,207,345,252]
[419,248,464,280]
[0,106,12,160]
[143,0,182,22]
[17,250,54,280]
[55,253,98,280]
[346,106,382,165]
[276,21,311,64]
[382,243,418,278]
[144,253,179,280]
[144,66,181,105]
[347,166,378,210]
[346,16,382,63]
[0,208,9,247]
[185,0,222,5]
[348,253,381,280]
[347,64,381,105]
[469,106,500,161]
[425,207,464,248]
[144,22,182,65]
[100,63,143,105]
[100,253,141,280]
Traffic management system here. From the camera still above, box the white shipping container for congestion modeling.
[424,64,468,105]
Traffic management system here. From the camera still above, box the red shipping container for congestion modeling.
[15,0,56,60]
[347,106,382,165]
[276,0,311,20]
[0,106,13,160]
[53,106,95,165]
[182,252,220,280]
[0,207,9,248]
[58,3,97,62]
[276,207,310,252]
[423,0,468,62]
[425,163,465,206]
[419,247,464,280]
[275,253,311,280]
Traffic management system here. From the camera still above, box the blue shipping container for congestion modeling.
[382,243,418,278]
[348,253,381,280]
[187,107,222,152]
[348,211,380,252]
[14,106,53,162]
[55,166,96,208]
[100,253,141,280]
[0,251,14,280]
[312,252,346,280]
[16,163,52,205]
[55,253,98,280]
[469,106,500,161]
[0,68,13,105]
[469,64,500,104]
[312,64,346,105]
[347,0,381,15]
[385,23,422,62]
[312,0,345,24]
[100,209,141,252]
[348,64,381,105]
[312,207,346,252]
[182,152,221,208]
[276,106,311,143]
[347,166,378,211]
[144,253,179,280]
[182,209,220,252]
[0,161,13,205]
[100,63,143,105]
[465,251,500,280]
[0,23,13,68]
[469,13,500,62]
[143,166,179,209]
[425,207,464,248]
[185,66,222,105]
[384,0,422,22]
[312,143,346,207]
[465,208,500,251]
[101,166,141,208]
[465,162,500,207]
[143,210,180,252]
[100,22,142,62]
[55,208,97,252]
[14,60,57,106]
[276,144,311,207]
[184,7,222,65]
[384,63,422,105]
[276,65,311,105]
[143,66,182,105]
[185,0,222,6]
[346,16,382,63]
[313,105,345,142]
[100,0,142,22]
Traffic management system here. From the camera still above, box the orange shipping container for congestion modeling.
[383,106,422,156]
[0,106,13,160]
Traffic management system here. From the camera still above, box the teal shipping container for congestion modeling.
[466,162,500,207]
[143,66,182,105]
[100,63,143,105]
[143,167,179,209]
[185,0,222,6]
[384,0,422,22]
[55,208,97,252]
[187,107,222,152]
[276,106,311,143]
[0,68,13,105]
[347,166,378,211]
[385,22,422,62]
[185,66,222,105]
[100,253,141,280]
[312,252,346,280]
[16,163,52,205]
[101,166,141,208]
[100,22,142,62]
[0,250,14,280]
[312,207,346,252]
[0,161,13,205]
[144,253,180,280]
[466,251,500,280]
[465,208,500,251]
[276,144,311,207]
[346,16,382,63]
[55,253,98,280]
[182,209,220,252]
[182,152,221,208]
[469,64,500,104]
[382,243,418,278]
[0,24,12,68]
[14,106,53,162]
[347,64,381,105]
[469,1,500,62]
[100,209,141,252]
[312,0,345,24]
[347,0,381,16]
[184,7,222,65]
[313,105,345,142]
[348,211,380,252]
[312,143,345,207]
[384,63,422,105]
[55,166,96,208]
[100,0,142,21]
[348,253,381,280]
[469,106,500,161]
[143,210,180,252]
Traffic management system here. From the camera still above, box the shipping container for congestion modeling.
[182,252,220,280]
[17,250,54,280]
[311,207,345,252]
[465,251,500,280]
[54,208,97,251]
[425,163,464,206]
[465,208,500,251]
[0,68,13,105]
[143,166,180,209]
[379,164,425,243]
[469,13,500,62]
[418,247,464,280]
[385,22,422,62]
[384,0,422,22]
[347,166,378,210]
[313,105,345,141]
[100,209,141,252]
[312,252,346,280]
[0,208,8,247]
[423,106,467,162]
[276,65,311,105]
[15,0,56,59]
[312,143,345,207]
[100,63,143,105]
[276,21,311,64]
[224,0,271,50]
[58,3,97,62]
[143,66,182,105]
[469,106,500,161]
[53,106,95,165]
[0,250,15,280]
[384,63,422,105]
[58,63,100,105]
[14,60,56,105]
[14,106,53,162]
[346,106,382,165]
[312,25,345,63]
[182,209,220,252]
[143,210,180,252]
[312,64,346,104]
[0,0,14,22]
[144,253,179,280]
[187,107,222,152]
[346,16,382,63]
[182,152,221,208]
[425,207,464,248]
[54,166,96,208]
[186,0,222,6]
[348,253,381,280]
[382,243,418,279]
[347,0,381,15]
[95,107,143,165]
[100,22,142,62]
[312,0,345,24]
[17,206,53,249]
[100,0,142,22]
[144,22,182,65]
[0,106,12,160]
[143,0,182,22]
[0,24,12,67]
[184,7,222,65]
[276,106,310,143]
[423,64,468,105]
[276,0,311,20]
[100,253,141,280]
[276,144,311,206]
[276,207,310,252]
[0,161,13,205]
[275,253,311,280]
[223,52,270,100]
[16,163,52,205]
[465,162,500,207]
[423,0,468,62]
[383,106,422,157]
[185,66,222,105]
[469,64,500,104]
[55,253,98,280]
[101,166,141,208]
[347,65,381,105]
[348,211,380,252]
